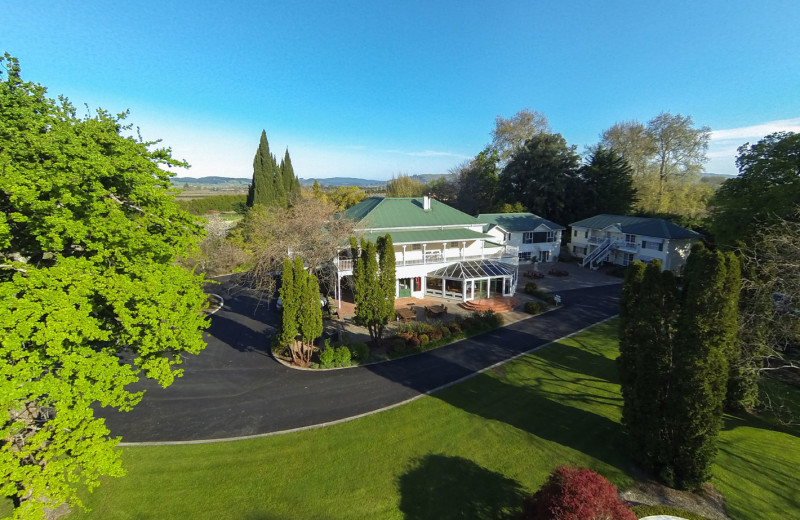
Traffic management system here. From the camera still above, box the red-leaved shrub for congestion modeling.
[520,466,635,520]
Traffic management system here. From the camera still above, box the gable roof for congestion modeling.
[475,213,565,232]
[569,214,701,239]
[340,197,479,229]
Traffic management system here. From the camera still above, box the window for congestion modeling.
[412,244,422,251]
[518,251,532,261]
[505,232,512,242]
[573,229,578,237]
[448,241,459,248]
[547,231,555,242]
[642,240,664,251]
[625,234,636,244]
[522,232,534,244]
[539,250,550,262]
[573,245,587,256]
[622,253,634,266]
[584,230,589,238]
[525,231,555,243]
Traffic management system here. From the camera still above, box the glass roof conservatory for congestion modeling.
[425,260,517,301]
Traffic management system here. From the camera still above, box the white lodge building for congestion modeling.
[475,213,564,264]
[568,214,701,272]
[333,197,534,307]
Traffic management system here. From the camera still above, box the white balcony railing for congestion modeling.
[333,245,519,273]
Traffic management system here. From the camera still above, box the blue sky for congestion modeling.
[5,1,800,179]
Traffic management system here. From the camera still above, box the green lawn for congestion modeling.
[56,320,799,519]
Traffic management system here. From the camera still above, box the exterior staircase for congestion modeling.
[460,296,521,313]
[582,238,618,268]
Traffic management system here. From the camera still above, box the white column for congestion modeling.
[337,274,342,309]
[423,244,427,264]
[402,245,407,266]
[443,242,447,261]
[461,241,466,260]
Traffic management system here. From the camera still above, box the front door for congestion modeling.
[398,278,412,298]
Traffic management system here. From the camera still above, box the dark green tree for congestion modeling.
[709,132,800,246]
[453,149,500,215]
[499,133,581,224]
[577,146,637,219]
[352,235,395,343]
[618,260,680,478]
[281,148,299,200]
[669,245,740,489]
[278,258,300,353]
[298,269,323,360]
[247,130,277,208]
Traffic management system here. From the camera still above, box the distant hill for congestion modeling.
[172,174,449,189]
[171,176,251,187]
[299,177,388,187]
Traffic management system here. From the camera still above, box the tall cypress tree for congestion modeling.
[299,270,323,358]
[282,148,296,197]
[279,258,299,351]
[377,234,396,326]
[352,235,395,343]
[618,262,645,462]
[248,130,277,207]
[669,245,740,489]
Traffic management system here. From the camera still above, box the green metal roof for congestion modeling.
[340,197,479,229]
[475,212,565,232]
[357,228,494,245]
[569,214,701,239]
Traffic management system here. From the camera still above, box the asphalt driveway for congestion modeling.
[99,275,622,443]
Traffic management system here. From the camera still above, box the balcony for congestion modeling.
[333,245,519,273]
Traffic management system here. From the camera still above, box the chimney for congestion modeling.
[423,195,431,211]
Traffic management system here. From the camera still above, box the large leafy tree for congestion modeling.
[600,113,710,215]
[0,54,208,518]
[489,107,551,165]
[385,174,427,197]
[499,132,581,224]
[709,132,800,246]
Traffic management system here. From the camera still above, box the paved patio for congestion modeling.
[328,260,623,344]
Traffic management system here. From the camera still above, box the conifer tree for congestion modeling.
[279,258,299,353]
[282,148,297,198]
[352,235,395,343]
[377,234,397,327]
[618,262,645,460]
[247,130,277,207]
[669,245,739,489]
[299,270,323,358]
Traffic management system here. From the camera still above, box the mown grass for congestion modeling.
[53,320,799,519]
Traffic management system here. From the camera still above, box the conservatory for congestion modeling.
[424,260,517,302]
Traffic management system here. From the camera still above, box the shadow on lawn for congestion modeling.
[397,454,525,520]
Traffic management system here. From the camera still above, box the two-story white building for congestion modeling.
[475,213,564,264]
[333,196,519,307]
[568,214,701,272]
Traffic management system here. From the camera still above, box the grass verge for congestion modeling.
[62,320,799,520]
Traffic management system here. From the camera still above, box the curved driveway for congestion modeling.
[100,275,621,443]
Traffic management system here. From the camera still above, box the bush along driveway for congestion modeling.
[97,276,622,444]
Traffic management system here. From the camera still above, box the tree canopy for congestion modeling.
[499,132,581,224]
[490,108,551,164]
[709,131,800,246]
[0,54,208,518]
[385,173,427,198]
[246,131,300,209]
[576,146,637,219]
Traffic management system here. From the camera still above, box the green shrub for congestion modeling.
[448,323,461,334]
[461,317,477,331]
[532,289,556,305]
[414,322,434,336]
[524,282,539,294]
[319,345,335,368]
[429,328,443,340]
[334,346,351,367]
[440,326,451,338]
[349,342,370,362]
[407,336,421,350]
[418,334,429,346]
[630,505,710,520]
[476,310,504,328]
[525,301,547,315]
